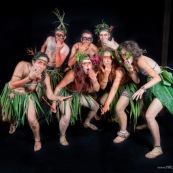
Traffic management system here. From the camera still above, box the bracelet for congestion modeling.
[141,86,146,92]
[28,76,33,81]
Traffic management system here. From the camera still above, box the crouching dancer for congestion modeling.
[0,52,71,151]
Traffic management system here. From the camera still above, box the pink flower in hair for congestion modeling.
[90,55,100,64]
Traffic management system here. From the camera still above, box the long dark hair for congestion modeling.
[73,64,92,93]
[120,40,142,60]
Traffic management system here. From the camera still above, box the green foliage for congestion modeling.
[94,19,110,36]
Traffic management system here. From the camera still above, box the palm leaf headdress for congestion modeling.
[52,8,68,35]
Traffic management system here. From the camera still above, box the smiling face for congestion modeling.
[99,30,110,42]
[81,59,92,74]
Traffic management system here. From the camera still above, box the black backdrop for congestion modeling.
[0,1,173,173]
[0,0,172,91]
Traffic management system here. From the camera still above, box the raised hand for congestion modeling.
[79,43,90,52]
[102,37,119,50]
[28,65,42,80]
[88,69,98,82]
[100,63,112,76]
[56,40,63,50]
[132,88,145,100]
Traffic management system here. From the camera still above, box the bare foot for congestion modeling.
[113,136,127,143]
[113,131,130,143]
[83,123,98,130]
[60,135,69,146]
[9,124,16,134]
[145,146,163,159]
[34,141,42,151]
[136,124,148,130]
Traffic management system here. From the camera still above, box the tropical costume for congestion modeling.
[52,53,99,125]
[142,66,173,114]
[99,66,140,127]
[97,46,140,127]
[0,82,47,127]
[37,8,68,98]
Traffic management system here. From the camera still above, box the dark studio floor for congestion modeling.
[0,108,173,173]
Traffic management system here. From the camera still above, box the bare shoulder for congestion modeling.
[73,42,80,48]
[91,43,98,49]
[63,43,70,50]
[137,56,147,64]
[17,61,30,67]
[47,36,55,41]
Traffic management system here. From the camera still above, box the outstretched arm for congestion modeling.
[44,73,72,101]
[132,58,161,100]
[101,69,123,114]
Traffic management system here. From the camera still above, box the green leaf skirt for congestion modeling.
[0,83,47,126]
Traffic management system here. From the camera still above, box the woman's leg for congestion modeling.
[59,100,71,146]
[81,95,99,130]
[9,120,16,134]
[113,95,130,143]
[27,97,41,151]
[145,98,163,159]
[136,98,148,130]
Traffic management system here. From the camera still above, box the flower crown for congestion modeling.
[116,46,147,59]
[98,47,115,59]
[94,20,114,36]
[75,53,91,65]
[52,8,68,35]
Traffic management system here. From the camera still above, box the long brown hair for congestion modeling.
[73,64,92,93]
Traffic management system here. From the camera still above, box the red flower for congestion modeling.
[90,55,100,64]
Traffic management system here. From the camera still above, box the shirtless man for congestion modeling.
[67,29,99,69]
[41,8,70,90]
[41,28,69,68]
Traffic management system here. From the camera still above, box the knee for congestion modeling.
[116,106,124,115]
[60,115,70,125]
[29,119,39,129]
[145,113,153,121]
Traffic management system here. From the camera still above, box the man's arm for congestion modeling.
[44,72,73,101]
[40,38,48,52]
[68,43,78,68]
[55,45,70,67]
